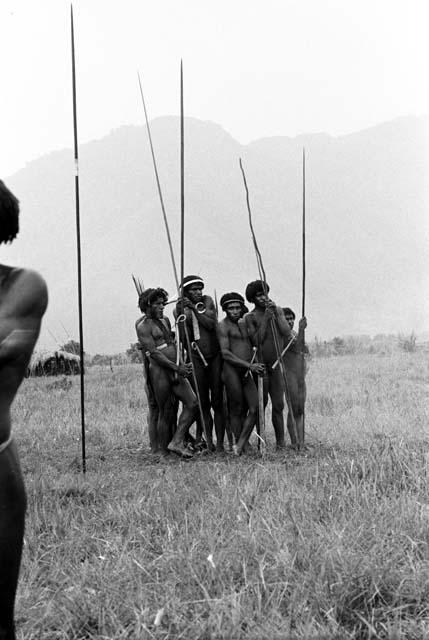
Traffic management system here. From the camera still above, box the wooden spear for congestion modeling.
[301,147,306,445]
[178,62,209,446]
[70,4,86,473]
[239,158,299,448]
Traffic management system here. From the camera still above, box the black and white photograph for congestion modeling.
[0,1,428,638]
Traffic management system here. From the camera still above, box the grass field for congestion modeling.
[12,352,429,639]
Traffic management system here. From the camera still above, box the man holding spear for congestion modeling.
[175,275,224,452]
[244,280,306,449]
[136,287,197,458]
[217,292,264,454]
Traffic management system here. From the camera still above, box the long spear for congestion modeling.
[239,158,299,447]
[301,148,306,444]
[178,62,209,447]
[70,5,86,473]
[137,73,180,293]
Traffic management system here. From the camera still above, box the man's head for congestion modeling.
[283,307,295,330]
[0,181,19,245]
[145,287,168,319]
[245,280,270,308]
[138,288,156,313]
[220,292,245,323]
[182,275,204,304]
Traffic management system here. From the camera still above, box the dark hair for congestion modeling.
[181,274,204,293]
[0,180,19,244]
[138,288,156,313]
[245,280,270,303]
[283,307,295,319]
[146,288,168,306]
[220,291,245,310]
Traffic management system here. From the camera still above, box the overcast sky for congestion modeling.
[1,0,428,178]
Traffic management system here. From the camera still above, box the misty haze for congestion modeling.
[4,114,428,355]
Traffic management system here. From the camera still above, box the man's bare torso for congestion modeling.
[0,265,48,441]
[219,317,253,363]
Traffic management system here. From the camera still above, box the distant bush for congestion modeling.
[311,333,415,357]
[126,342,143,364]
[398,331,417,352]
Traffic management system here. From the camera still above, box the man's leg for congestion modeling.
[151,366,177,456]
[143,359,159,452]
[223,363,244,444]
[168,378,198,456]
[235,376,258,454]
[192,357,214,450]
[0,442,26,640]
[208,354,225,451]
[268,368,286,449]
[285,372,306,447]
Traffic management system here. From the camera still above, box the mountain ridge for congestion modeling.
[3,115,428,353]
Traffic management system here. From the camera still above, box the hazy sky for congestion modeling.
[1,0,428,177]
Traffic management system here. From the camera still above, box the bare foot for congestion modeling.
[167,443,194,459]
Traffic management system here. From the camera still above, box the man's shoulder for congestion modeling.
[136,315,154,336]
[1,267,48,316]
[135,314,146,330]
[243,310,257,322]
[217,317,230,332]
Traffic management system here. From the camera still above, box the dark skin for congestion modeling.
[217,302,264,455]
[245,291,293,448]
[281,309,309,446]
[135,315,159,452]
[136,296,197,458]
[0,265,48,640]
[176,284,224,451]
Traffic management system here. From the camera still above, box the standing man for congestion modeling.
[244,280,306,449]
[0,180,48,640]
[175,275,224,452]
[217,292,264,455]
[135,288,159,453]
[136,287,197,458]
[282,307,309,447]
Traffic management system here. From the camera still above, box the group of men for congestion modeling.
[135,275,307,459]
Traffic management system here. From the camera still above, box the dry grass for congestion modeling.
[11,353,429,639]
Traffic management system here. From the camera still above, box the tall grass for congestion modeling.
[11,353,429,639]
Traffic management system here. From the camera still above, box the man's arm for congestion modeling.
[0,270,48,366]
[195,296,217,330]
[295,317,308,353]
[265,304,293,340]
[177,296,217,331]
[244,311,271,347]
[136,320,190,376]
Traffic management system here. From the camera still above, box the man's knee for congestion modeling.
[270,392,284,413]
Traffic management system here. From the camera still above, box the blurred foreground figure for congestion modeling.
[0,180,48,640]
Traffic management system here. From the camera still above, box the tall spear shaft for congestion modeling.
[137,73,180,293]
[302,148,306,319]
[70,5,86,473]
[239,157,299,446]
[301,148,306,444]
[179,62,208,446]
[180,61,185,303]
